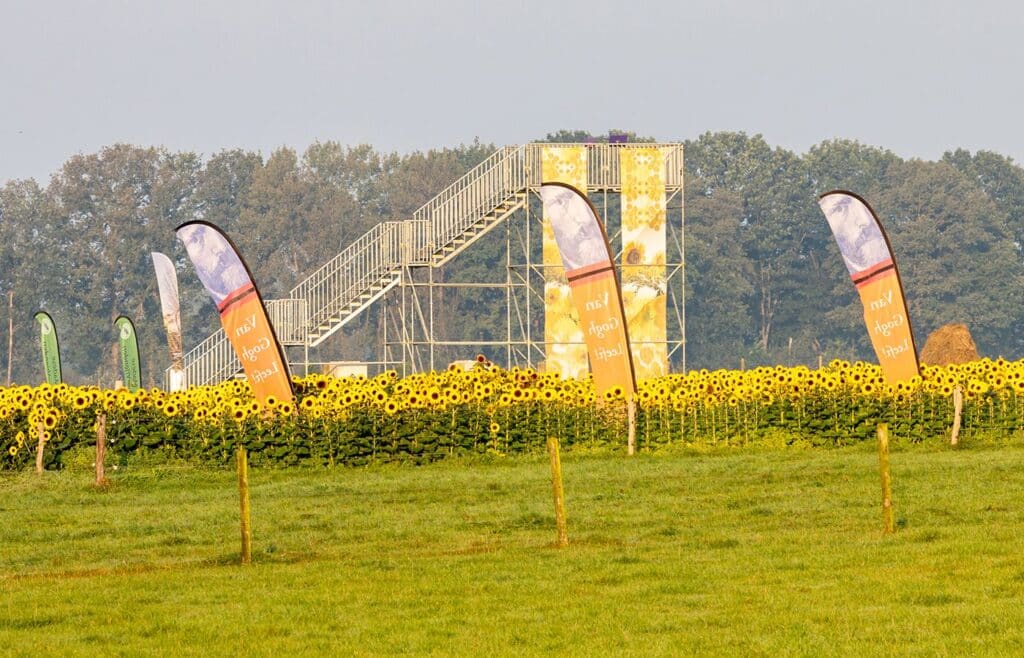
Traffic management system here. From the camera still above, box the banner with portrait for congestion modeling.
[540,182,637,401]
[176,221,294,406]
[818,191,920,384]
[151,252,186,391]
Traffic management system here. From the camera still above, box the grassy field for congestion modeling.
[2,442,1024,656]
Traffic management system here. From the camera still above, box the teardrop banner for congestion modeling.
[151,252,186,391]
[539,182,637,402]
[114,315,142,391]
[175,221,294,406]
[34,311,62,385]
[818,190,921,384]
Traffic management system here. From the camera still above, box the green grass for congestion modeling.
[2,443,1024,656]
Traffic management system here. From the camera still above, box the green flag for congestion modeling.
[115,316,142,390]
[34,311,62,385]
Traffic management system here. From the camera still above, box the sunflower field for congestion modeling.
[2,358,1023,471]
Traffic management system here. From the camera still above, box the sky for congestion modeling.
[2,0,1023,183]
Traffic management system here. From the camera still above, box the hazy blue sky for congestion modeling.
[2,0,1022,183]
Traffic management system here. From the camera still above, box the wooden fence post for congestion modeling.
[626,399,636,456]
[547,438,568,548]
[950,386,963,446]
[237,446,253,565]
[95,413,107,486]
[877,423,894,535]
[35,422,46,474]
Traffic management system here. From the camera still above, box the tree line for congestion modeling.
[1,131,1022,384]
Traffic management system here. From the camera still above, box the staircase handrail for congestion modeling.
[288,146,527,338]
[289,222,406,334]
[414,145,526,248]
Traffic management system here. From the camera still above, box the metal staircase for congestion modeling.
[172,142,686,387]
[173,145,531,387]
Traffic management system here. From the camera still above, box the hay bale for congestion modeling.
[919,323,980,366]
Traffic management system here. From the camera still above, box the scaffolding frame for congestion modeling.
[373,144,686,376]
[174,143,685,386]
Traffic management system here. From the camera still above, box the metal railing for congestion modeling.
[173,325,240,389]
[522,143,684,189]
[414,146,526,248]
[401,219,432,265]
[290,222,401,337]
[267,298,308,345]
[290,147,528,344]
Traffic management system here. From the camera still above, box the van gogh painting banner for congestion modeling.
[541,146,589,379]
[151,252,186,391]
[620,146,668,380]
[34,311,61,385]
[114,316,141,391]
[819,191,920,385]
[540,182,637,401]
[175,221,294,406]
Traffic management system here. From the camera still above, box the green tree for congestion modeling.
[235,148,308,298]
[685,132,823,363]
[383,143,492,219]
[942,148,1024,354]
[195,149,263,231]
[300,142,395,259]
[806,139,900,196]
[0,179,56,383]
[876,159,1024,356]
[803,140,905,360]
[683,185,754,368]
[45,144,199,384]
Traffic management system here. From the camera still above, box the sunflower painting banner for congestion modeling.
[541,146,589,379]
[34,311,62,385]
[620,147,668,380]
[540,182,637,402]
[818,191,920,385]
[176,221,294,406]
